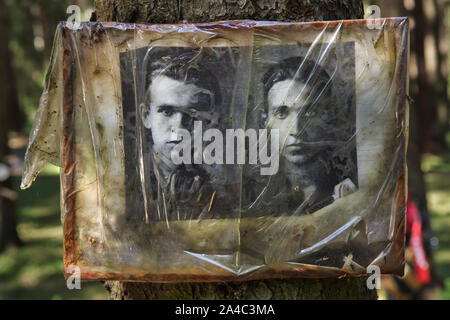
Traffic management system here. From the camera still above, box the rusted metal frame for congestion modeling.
[96,17,406,32]
[388,18,410,276]
[61,23,77,278]
[59,18,409,281]
[79,268,350,282]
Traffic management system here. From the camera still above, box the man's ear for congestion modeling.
[140,103,151,129]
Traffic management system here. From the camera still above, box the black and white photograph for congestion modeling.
[121,42,358,221]
[121,45,251,221]
[243,42,358,216]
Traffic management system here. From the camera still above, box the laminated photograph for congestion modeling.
[21,18,409,281]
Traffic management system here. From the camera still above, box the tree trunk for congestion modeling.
[93,0,376,300]
[0,0,22,252]
[433,0,449,148]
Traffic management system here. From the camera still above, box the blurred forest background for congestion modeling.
[0,0,449,299]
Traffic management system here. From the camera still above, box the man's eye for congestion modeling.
[158,106,175,117]
[274,106,289,119]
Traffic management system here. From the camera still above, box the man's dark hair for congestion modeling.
[262,55,334,115]
[141,49,223,112]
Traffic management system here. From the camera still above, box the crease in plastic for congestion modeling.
[21,18,409,281]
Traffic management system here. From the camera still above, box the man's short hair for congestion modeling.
[142,49,222,112]
[262,55,333,113]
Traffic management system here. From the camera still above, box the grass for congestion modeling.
[0,165,108,299]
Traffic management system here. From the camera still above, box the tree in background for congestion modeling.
[93,0,377,300]
[0,0,22,252]
[0,0,93,252]
[366,0,448,294]
[0,0,73,252]
[6,0,92,131]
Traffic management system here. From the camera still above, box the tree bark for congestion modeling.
[93,0,376,300]
[105,277,375,300]
[0,0,22,252]
[433,0,449,147]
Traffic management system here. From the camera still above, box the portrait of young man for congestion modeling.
[244,45,358,217]
[142,54,220,218]
[121,46,248,222]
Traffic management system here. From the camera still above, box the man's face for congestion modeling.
[267,79,329,166]
[143,75,209,166]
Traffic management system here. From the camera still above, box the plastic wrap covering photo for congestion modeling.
[21,18,409,282]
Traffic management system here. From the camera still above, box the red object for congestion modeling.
[407,194,431,285]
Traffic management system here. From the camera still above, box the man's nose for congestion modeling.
[170,112,194,133]
[289,115,303,139]
[169,112,185,131]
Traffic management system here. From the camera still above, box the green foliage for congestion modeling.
[423,148,450,300]
[5,0,93,134]
[0,166,107,299]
